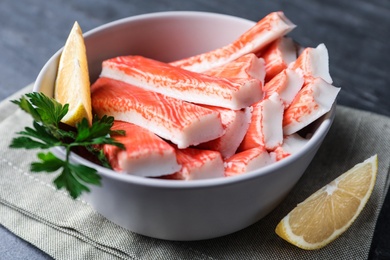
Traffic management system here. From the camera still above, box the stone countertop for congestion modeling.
[0,0,389,259]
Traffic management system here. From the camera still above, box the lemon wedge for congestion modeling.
[54,21,92,127]
[275,155,378,250]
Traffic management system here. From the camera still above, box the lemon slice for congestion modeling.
[54,21,92,127]
[275,154,378,250]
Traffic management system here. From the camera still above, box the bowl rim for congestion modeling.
[85,10,258,37]
[35,11,336,190]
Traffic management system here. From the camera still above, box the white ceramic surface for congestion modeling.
[33,11,335,241]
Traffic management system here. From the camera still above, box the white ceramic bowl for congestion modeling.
[33,11,335,241]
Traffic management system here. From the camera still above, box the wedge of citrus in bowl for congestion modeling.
[54,21,92,127]
[275,154,378,250]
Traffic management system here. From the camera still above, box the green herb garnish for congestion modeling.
[9,92,125,199]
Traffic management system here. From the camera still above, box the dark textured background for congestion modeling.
[0,0,389,259]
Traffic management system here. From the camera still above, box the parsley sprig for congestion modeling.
[10,92,125,199]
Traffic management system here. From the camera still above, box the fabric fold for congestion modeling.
[0,85,389,259]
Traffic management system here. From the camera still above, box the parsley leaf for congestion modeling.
[31,152,65,172]
[11,121,62,148]
[53,164,91,199]
[10,92,125,199]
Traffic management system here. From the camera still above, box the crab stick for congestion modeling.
[224,147,275,177]
[101,55,262,110]
[238,93,284,152]
[204,53,266,84]
[164,148,224,180]
[91,77,224,148]
[170,11,296,73]
[263,68,304,108]
[260,37,297,82]
[271,133,310,161]
[283,77,340,135]
[290,43,333,84]
[198,106,251,159]
[103,121,181,177]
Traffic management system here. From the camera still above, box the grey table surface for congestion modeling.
[0,0,389,259]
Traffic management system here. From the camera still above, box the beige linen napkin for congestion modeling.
[0,85,389,260]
